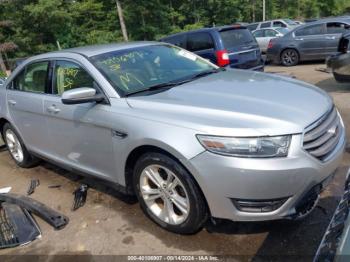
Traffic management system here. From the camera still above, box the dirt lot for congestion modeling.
[1,63,350,260]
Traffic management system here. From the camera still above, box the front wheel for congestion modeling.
[133,152,208,234]
[281,49,299,66]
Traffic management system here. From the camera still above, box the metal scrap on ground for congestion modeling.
[72,184,88,211]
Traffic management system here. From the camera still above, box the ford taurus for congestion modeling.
[0,42,345,234]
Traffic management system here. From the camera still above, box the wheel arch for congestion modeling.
[0,117,10,140]
[124,144,210,215]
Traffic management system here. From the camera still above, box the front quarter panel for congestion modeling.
[108,98,206,186]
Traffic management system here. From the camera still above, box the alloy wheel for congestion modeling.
[282,50,298,66]
[139,164,190,225]
[5,129,24,163]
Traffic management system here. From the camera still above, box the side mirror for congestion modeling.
[61,87,105,105]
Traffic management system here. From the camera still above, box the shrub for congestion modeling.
[0,71,6,78]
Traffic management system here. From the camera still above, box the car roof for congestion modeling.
[290,17,350,32]
[253,27,284,31]
[160,25,246,40]
[39,41,162,58]
[249,19,287,25]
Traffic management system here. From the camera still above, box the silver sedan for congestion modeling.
[0,42,345,234]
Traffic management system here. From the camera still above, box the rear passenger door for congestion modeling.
[325,22,350,55]
[294,23,328,59]
[186,32,216,63]
[6,61,50,153]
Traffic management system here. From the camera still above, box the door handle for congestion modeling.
[47,105,61,114]
[325,36,336,40]
[295,38,304,41]
[8,100,16,106]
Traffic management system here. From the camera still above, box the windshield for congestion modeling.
[220,29,256,47]
[283,19,297,26]
[275,27,289,35]
[90,44,216,96]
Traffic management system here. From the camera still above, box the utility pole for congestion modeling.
[263,0,266,21]
[116,0,128,42]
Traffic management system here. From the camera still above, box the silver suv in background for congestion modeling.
[247,19,299,31]
[0,42,345,234]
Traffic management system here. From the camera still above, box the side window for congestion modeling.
[260,22,271,28]
[253,30,264,38]
[13,62,48,93]
[265,29,278,37]
[273,21,286,28]
[295,24,325,36]
[327,22,350,34]
[164,35,187,48]
[187,33,214,52]
[247,23,258,31]
[54,60,95,96]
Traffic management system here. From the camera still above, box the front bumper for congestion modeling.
[187,131,346,222]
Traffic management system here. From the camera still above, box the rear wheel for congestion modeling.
[281,49,299,66]
[133,152,208,234]
[3,123,39,168]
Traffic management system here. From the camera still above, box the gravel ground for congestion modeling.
[0,62,349,261]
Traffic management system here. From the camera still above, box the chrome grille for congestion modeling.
[303,107,341,161]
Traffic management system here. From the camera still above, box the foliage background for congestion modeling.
[0,0,349,64]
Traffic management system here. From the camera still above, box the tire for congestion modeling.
[133,152,208,234]
[3,123,39,168]
[280,49,299,66]
[334,72,350,83]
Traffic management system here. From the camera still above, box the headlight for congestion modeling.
[196,135,291,158]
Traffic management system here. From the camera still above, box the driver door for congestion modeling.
[43,60,115,180]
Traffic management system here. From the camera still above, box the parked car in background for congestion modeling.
[0,42,345,234]
[0,78,5,86]
[294,20,304,25]
[247,19,299,31]
[267,17,350,66]
[253,27,289,53]
[160,25,264,70]
[327,31,350,82]
[305,18,319,23]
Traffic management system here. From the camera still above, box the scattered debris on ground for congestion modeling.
[0,193,69,230]
[48,184,61,189]
[315,67,331,73]
[27,179,40,196]
[0,202,41,249]
[72,184,88,211]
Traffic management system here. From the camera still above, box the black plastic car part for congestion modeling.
[0,193,68,230]
[0,202,41,249]
[72,184,88,211]
[314,173,350,262]
[27,179,40,196]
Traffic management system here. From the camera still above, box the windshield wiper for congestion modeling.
[125,80,187,97]
[125,68,225,97]
[186,68,225,81]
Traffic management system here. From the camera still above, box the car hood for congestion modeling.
[126,69,333,136]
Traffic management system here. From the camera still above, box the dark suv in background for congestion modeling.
[160,25,264,70]
[267,17,350,66]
